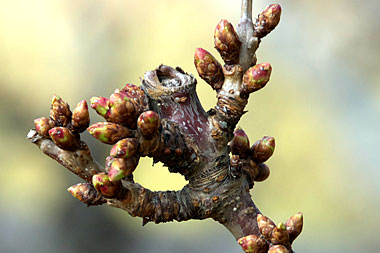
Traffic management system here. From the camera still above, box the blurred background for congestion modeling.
[0,0,379,252]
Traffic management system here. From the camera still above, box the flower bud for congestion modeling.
[194,48,224,90]
[107,156,139,181]
[230,128,250,156]
[87,122,131,144]
[34,117,55,136]
[242,63,272,94]
[107,92,137,127]
[137,111,160,137]
[271,222,290,245]
[254,4,282,39]
[255,163,270,182]
[90,97,109,117]
[118,83,148,116]
[214,19,241,65]
[49,127,76,150]
[237,234,267,253]
[285,212,303,243]
[68,183,98,204]
[251,136,275,163]
[110,138,138,159]
[268,245,288,253]
[257,214,276,239]
[92,172,121,198]
[50,95,72,126]
[71,100,90,132]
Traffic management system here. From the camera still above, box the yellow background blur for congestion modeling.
[1,0,379,252]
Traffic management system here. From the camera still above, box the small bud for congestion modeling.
[110,138,138,159]
[90,97,109,117]
[230,128,250,156]
[34,117,55,136]
[254,4,282,39]
[49,127,76,150]
[237,234,267,253]
[214,19,241,65]
[68,183,98,204]
[119,83,148,116]
[92,172,121,198]
[251,136,275,163]
[255,163,270,182]
[194,48,224,90]
[271,222,290,245]
[285,212,303,243]
[268,245,288,253]
[257,214,276,239]
[50,95,72,126]
[137,111,160,137]
[242,63,272,94]
[71,100,90,132]
[87,122,131,144]
[107,156,139,181]
[108,92,137,128]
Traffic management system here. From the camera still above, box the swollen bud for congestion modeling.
[237,234,267,253]
[194,48,224,90]
[110,138,138,159]
[285,212,303,243]
[230,128,250,156]
[255,163,270,182]
[49,127,76,150]
[268,245,289,253]
[71,100,90,132]
[68,183,98,204]
[118,83,148,116]
[214,19,241,65]
[257,214,276,239]
[108,92,136,127]
[137,111,160,137]
[107,156,139,182]
[251,136,275,163]
[254,4,282,39]
[92,172,121,198]
[242,63,272,94]
[34,117,55,136]
[90,97,109,117]
[50,95,72,126]
[87,122,131,144]
[271,222,290,245]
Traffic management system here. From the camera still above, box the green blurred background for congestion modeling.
[1,0,379,252]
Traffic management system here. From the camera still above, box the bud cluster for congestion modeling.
[229,128,275,182]
[90,84,148,129]
[34,95,90,150]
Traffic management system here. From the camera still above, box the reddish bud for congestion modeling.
[257,214,276,239]
[230,128,250,156]
[110,138,138,159]
[268,245,288,253]
[242,63,272,94]
[285,212,303,243]
[34,117,55,136]
[255,163,270,182]
[254,4,282,39]
[87,122,132,144]
[90,97,109,117]
[194,48,224,90]
[50,95,72,126]
[68,183,98,204]
[71,100,90,132]
[49,127,76,150]
[251,136,275,163]
[214,19,241,65]
[137,111,160,137]
[237,234,267,253]
[92,172,121,198]
[271,222,290,245]
[107,156,139,182]
[118,83,148,116]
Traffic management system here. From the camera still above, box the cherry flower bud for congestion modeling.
[71,100,90,132]
[194,48,224,90]
[214,19,241,65]
[242,63,272,94]
[34,117,55,136]
[50,95,72,126]
[48,127,76,150]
